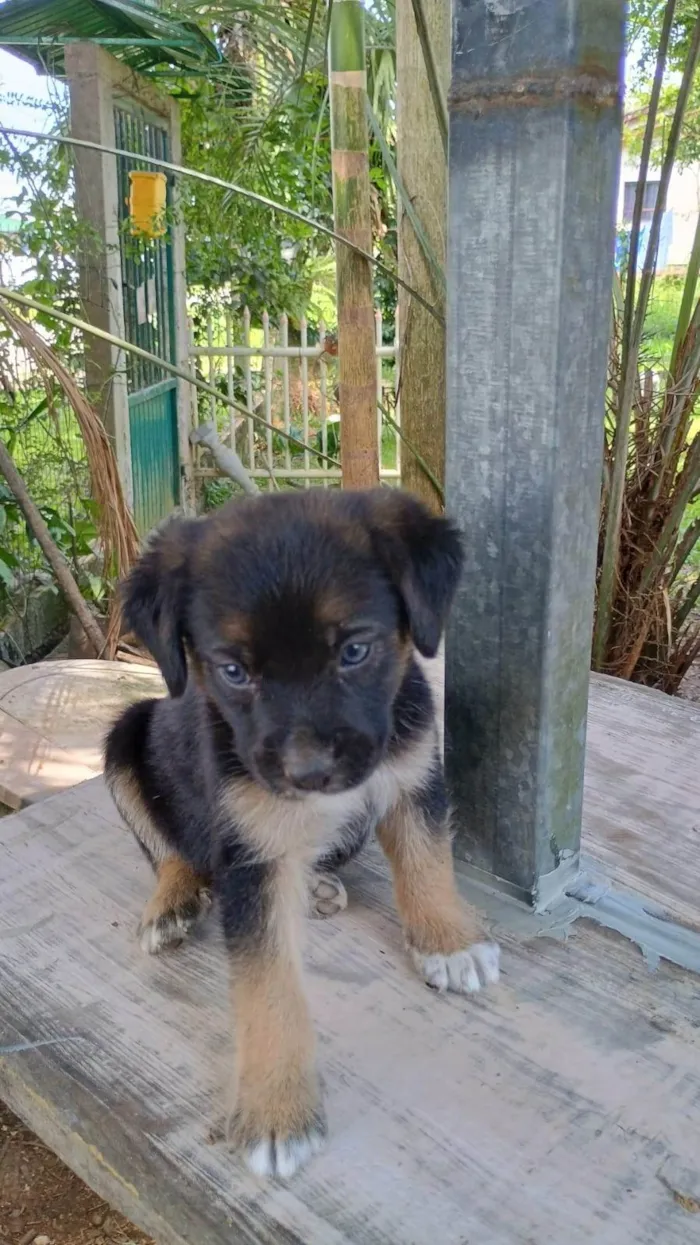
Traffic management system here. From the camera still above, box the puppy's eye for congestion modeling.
[220,662,250,687]
[339,640,371,668]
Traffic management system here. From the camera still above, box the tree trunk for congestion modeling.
[329,0,379,489]
[396,0,449,512]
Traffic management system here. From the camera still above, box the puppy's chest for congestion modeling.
[224,726,438,862]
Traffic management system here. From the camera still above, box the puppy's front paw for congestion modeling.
[229,1095,327,1180]
[411,941,501,994]
[138,887,211,955]
[244,1125,326,1180]
[309,870,347,920]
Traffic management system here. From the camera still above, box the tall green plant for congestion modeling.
[593,0,700,689]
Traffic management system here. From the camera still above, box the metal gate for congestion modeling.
[114,105,180,535]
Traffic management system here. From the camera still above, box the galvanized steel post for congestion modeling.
[444,0,625,906]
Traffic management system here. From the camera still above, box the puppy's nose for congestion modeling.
[283,745,335,792]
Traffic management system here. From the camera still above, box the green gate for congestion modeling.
[114,105,180,536]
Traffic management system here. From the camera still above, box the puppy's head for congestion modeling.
[123,490,462,798]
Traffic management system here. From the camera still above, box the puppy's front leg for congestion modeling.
[217,848,325,1179]
[378,769,500,994]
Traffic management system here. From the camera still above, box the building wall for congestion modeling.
[617,157,700,271]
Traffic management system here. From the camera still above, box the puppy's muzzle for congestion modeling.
[281,739,335,793]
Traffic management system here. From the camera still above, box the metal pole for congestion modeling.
[444,0,625,907]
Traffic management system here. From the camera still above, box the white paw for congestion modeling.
[309,871,348,920]
[244,1128,325,1180]
[138,890,211,955]
[412,942,501,994]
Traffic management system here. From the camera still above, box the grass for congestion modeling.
[642,276,700,577]
[642,275,685,366]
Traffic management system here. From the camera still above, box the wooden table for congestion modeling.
[1,676,699,1245]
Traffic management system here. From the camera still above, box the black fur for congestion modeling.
[104,488,468,1174]
[412,759,450,829]
[107,490,462,945]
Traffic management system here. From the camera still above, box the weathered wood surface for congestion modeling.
[1,676,699,1245]
[0,661,164,810]
[584,674,700,930]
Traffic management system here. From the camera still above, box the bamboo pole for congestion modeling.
[0,439,106,657]
[329,0,379,489]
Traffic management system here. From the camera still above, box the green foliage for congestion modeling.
[0,97,97,352]
[0,480,102,608]
[168,0,398,328]
[626,0,700,167]
[179,68,335,322]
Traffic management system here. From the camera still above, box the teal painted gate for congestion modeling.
[115,105,180,536]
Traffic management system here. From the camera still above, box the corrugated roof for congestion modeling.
[0,0,222,76]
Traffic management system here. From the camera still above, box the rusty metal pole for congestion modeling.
[444,0,625,907]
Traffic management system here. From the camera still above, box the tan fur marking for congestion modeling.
[140,857,207,928]
[218,613,252,647]
[106,768,171,863]
[220,718,439,869]
[314,587,356,627]
[378,800,481,956]
[227,856,321,1147]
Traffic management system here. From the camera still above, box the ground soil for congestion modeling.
[0,1103,153,1245]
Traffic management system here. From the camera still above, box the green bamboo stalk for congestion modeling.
[653,297,700,490]
[329,0,379,488]
[639,433,700,593]
[670,209,700,376]
[670,516,700,585]
[365,96,446,294]
[299,0,320,81]
[0,288,340,469]
[674,569,700,631]
[0,127,444,326]
[592,4,700,669]
[620,0,676,374]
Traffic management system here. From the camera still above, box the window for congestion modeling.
[623,180,660,224]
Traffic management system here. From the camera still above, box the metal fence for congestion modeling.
[188,306,400,498]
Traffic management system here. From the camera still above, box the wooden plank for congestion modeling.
[584,675,700,930]
[1,678,699,1244]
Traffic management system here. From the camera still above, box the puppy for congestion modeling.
[104,488,500,1180]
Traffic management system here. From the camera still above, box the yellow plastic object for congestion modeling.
[128,171,167,238]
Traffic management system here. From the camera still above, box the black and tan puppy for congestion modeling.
[104,488,500,1179]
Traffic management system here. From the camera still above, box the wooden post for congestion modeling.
[444,0,625,907]
[66,44,133,511]
[329,0,379,489]
[67,45,193,519]
[396,0,449,512]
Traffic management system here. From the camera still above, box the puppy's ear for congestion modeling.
[122,518,198,697]
[366,491,464,658]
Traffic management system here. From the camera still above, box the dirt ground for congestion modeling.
[0,1103,153,1245]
